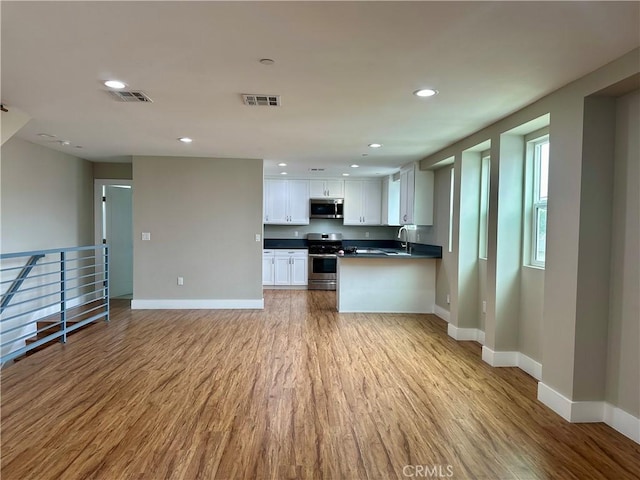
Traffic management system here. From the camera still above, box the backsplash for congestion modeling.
[264,219,437,244]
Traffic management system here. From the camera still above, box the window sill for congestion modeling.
[524,264,545,271]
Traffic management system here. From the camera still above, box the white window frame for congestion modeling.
[478,153,490,259]
[448,167,454,253]
[530,137,549,268]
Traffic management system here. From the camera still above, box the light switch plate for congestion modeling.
[142,232,151,241]
[255,234,261,242]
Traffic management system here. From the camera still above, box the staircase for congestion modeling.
[23,300,109,355]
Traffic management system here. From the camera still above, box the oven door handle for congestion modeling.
[308,254,338,258]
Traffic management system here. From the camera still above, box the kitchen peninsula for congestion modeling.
[336,245,441,313]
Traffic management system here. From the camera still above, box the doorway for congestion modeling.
[94,180,133,299]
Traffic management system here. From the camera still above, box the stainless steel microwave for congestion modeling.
[310,198,344,219]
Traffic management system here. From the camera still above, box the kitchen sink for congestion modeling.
[355,248,412,256]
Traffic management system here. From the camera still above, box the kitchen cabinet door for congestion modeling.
[262,250,275,285]
[287,180,310,224]
[325,180,344,198]
[264,179,288,224]
[274,255,291,285]
[399,163,434,226]
[343,180,364,224]
[344,180,382,225]
[362,180,382,225]
[309,179,344,198]
[291,254,308,285]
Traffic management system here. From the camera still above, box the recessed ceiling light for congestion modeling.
[259,58,275,65]
[178,137,193,143]
[37,133,57,138]
[368,143,382,148]
[278,162,287,167]
[342,173,350,177]
[351,164,359,168]
[414,88,438,97]
[104,80,127,89]
[280,171,288,175]
[58,140,71,146]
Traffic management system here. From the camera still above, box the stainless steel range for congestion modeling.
[307,233,343,290]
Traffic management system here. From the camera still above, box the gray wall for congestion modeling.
[93,161,133,180]
[606,90,639,417]
[434,166,453,310]
[132,156,263,301]
[1,137,93,252]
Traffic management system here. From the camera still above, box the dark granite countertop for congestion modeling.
[263,238,442,258]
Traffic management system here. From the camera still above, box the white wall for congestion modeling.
[606,90,639,417]
[132,156,263,307]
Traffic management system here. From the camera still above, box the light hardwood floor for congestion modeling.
[2,290,639,479]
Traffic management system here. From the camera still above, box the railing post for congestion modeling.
[104,245,110,322]
[60,251,67,343]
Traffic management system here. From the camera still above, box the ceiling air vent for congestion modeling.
[108,90,153,103]
[241,94,280,107]
[309,168,325,172]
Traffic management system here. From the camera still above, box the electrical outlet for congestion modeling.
[294,231,299,237]
[417,233,421,242]
[365,232,370,238]
[482,300,487,313]
[255,234,261,242]
[446,294,450,304]
[177,277,184,286]
[141,232,151,241]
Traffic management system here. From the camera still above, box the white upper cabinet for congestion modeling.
[343,179,382,225]
[309,179,344,198]
[264,179,310,224]
[399,162,434,226]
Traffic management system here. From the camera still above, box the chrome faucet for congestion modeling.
[398,226,410,253]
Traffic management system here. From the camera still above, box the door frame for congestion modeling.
[94,179,133,297]
[94,179,133,246]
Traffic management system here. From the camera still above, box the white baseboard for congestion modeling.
[604,403,640,443]
[517,353,543,380]
[447,324,485,345]
[131,298,264,310]
[482,346,519,366]
[538,382,640,444]
[433,304,450,322]
[481,346,542,380]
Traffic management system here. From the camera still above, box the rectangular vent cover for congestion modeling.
[309,168,325,172]
[109,90,153,103]
[242,94,280,106]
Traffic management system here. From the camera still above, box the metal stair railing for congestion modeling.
[0,245,109,364]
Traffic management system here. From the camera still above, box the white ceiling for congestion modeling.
[2,1,639,177]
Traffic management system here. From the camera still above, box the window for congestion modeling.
[449,167,454,253]
[531,138,549,267]
[478,154,490,259]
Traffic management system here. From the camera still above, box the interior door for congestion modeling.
[104,185,133,298]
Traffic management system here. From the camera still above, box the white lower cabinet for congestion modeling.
[264,249,308,286]
[262,249,276,285]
